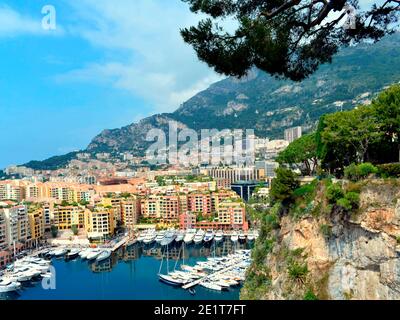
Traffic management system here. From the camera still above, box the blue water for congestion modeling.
[2,241,251,300]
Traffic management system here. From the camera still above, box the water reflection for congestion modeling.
[84,240,252,274]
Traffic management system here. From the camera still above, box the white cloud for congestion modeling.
[58,0,223,112]
[0,5,64,37]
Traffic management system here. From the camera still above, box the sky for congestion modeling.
[0,0,222,168]
[0,0,382,169]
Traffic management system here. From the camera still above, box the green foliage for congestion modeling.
[345,163,378,181]
[181,0,396,82]
[336,198,352,211]
[320,224,332,238]
[377,163,400,178]
[326,183,344,204]
[270,168,300,206]
[71,225,79,236]
[304,289,319,300]
[288,261,309,282]
[51,225,58,238]
[277,133,318,176]
[317,85,400,175]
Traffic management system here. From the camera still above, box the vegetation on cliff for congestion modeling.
[242,84,400,300]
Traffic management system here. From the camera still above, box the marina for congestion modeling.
[0,236,252,300]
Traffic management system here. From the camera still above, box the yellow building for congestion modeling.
[86,208,115,240]
[53,206,85,230]
[121,198,140,230]
[28,210,44,240]
[217,200,247,229]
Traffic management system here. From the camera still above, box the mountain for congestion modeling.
[24,34,400,169]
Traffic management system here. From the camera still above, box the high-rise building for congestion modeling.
[3,205,30,246]
[284,126,302,143]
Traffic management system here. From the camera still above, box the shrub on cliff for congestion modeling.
[344,163,378,181]
[378,163,400,178]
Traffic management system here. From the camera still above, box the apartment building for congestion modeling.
[3,205,30,246]
[284,126,302,144]
[207,167,265,188]
[0,210,7,250]
[141,195,187,222]
[217,200,248,231]
[187,193,212,216]
[0,182,26,202]
[28,210,45,241]
[53,206,85,230]
[121,198,140,230]
[86,209,115,240]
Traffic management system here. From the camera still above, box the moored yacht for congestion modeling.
[203,230,215,243]
[175,231,185,243]
[143,229,157,245]
[66,248,81,260]
[79,249,92,260]
[214,230,224,242]
[193,229,205,244]
[0,279,21,293]
[230,231,239,243]
[155,230,166,244]
[239,231,247,243]
[160,230,176,246]
[247,230,255,242]
[183,229,196,244]
[86,249,102,261]
[96,250,112,262]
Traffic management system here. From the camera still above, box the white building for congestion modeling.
[284,126,302,143]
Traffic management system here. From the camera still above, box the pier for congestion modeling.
[182,264,238,290]
[111,236,129,252]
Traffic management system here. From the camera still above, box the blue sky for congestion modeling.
[0,0,381,169]
[0,0,222,168]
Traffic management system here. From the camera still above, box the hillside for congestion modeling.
[24,34,400,169]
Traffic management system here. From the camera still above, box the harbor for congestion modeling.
[0,229,255,300]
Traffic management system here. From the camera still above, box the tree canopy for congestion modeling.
[277,133,318,175]
[181,0,399,81]
[317,84,400,174]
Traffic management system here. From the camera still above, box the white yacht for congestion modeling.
[230,231,239,243]
[247,230,255,242]
[239,231,247,243]
[143,229,157,244]
[79,249,92,259]
[155,230,166,244]
[137,231,147,243]
[86,249,102,261]
[193,229,205,244]
[0,278,21,293]
[175,230,185,243]
[67,248,81,259]
[203,230,215,243]
[214,230,224,242]
[96,250,112,262]
[183,229,196,244]
[52,248,68,258]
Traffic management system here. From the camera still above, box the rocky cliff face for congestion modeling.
[243,181,400,300]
